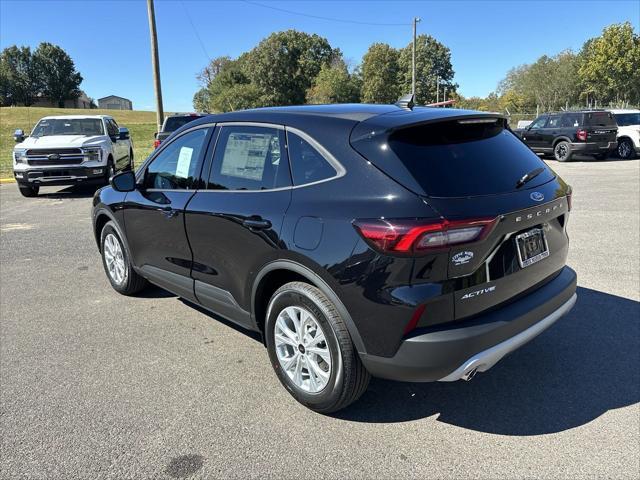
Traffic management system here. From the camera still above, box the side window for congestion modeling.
[546,115,561,128]
[561,113,580,127]
[287,132,337,186]
[106,119,118,137]
[529,116,548,129]
[145,127,211,190]
[207,126,290,191]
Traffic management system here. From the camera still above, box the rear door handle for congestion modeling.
[242,218,271,230]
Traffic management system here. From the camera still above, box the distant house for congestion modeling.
[30,90,93,109]
[98,95,133,110]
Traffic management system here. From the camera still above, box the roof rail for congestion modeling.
[395,94,415,110]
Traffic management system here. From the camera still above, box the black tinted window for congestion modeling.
[528,116,547,129]
[547,115,562,128]
[287,132,336,185]
[561,113,581,127]
[585,112,616,127]
[614,113,640,126]
[164,116,201,132]
[387,119,555,197]
[208,126,290,191]
[145,128,210,189]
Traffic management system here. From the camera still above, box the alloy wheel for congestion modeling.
[555,143,568,160]
[618,140,632,159]
[103,233,127,285]
[274,306,331,393]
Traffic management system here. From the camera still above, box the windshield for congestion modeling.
[385,119,555,197]
[614,113,640,126]
[164,116,201,132]
[31,118,104,137]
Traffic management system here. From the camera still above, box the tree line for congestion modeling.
[457,22,640,113]
[193,30,457,112]
[0,43,84,108]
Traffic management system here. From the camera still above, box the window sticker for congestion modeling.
[176,146,194,179]
[220,133,271,181]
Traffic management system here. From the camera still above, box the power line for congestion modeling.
[180,0,212,62]
[242,0,410,26]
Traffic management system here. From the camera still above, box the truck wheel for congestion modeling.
[18,183,39,197]
[105,158,115,184]
[100,221,148,295]
[265,281,370,413]
[617,139,635,159]
[554,141,572,162]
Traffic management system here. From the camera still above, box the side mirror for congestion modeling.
[110,170,136,192]
[153,131,158,138]
[118,127,130,140]
[14,129,25,143]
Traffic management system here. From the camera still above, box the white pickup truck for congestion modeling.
[12,115,133,197]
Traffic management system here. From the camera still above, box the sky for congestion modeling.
[1,0,638,112]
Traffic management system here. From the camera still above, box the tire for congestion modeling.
[265,281,370,413]
[553,141,572,162]
[617,138,635,159]
[124,149,134,171]
[100,221,148,295]
[105,157,116,184]
[18,183,39,197]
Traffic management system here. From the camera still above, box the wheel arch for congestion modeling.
[552,136,572,147]
[251,260,367,354]
[93,208,131,259]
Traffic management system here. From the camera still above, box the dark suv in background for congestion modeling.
[93,102,576,413]
[153,113,206,148]
[514,110,617,161]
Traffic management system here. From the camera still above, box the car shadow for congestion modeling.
[38,184,103,199]
[334,286,640,435]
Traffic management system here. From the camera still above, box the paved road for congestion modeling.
[1,158,639,479]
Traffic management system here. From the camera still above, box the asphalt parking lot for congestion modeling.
[1,158,639,479]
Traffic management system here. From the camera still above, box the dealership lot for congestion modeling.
[1,159,638,478]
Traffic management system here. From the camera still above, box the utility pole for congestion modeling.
[436,75,439,103]
[412,17,421,97]
[147,0,164,133]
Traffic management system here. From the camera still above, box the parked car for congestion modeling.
[610,109,640,159]
[513,109,618,161]
[12,115,133,197]
[92,102,576,413]
[154,113,206,148]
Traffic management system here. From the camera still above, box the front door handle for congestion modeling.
[242,217,272,230]
[159,206,179,219]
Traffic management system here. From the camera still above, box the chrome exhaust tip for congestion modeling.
[461,367,478,381]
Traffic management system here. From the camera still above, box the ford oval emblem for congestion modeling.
[530,192,544,202]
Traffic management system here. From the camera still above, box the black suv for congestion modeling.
[93,103,577,413]
[514,110,617,161]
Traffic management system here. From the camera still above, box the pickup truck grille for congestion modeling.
[25,148,85,166]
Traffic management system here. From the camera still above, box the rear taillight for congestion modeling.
[352,217,498,255]
[576,129,588,141]
[153,139,161,149]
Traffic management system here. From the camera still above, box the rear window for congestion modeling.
[585,112,616,127]
[387,119,555,197]
[164,116,201,132]
[614,113,640,126]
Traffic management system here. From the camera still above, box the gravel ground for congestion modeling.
[1,158,638,479]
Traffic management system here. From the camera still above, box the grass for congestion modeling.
[0,106,167,177]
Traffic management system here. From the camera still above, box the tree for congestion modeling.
[245,30,338,105]
[361,43,401,103]
[192,87,210,112]
[306,59,360,104]
[32,42,82,108]
[0,46,41,106]
[398,34,457,105]
[578,22,640,105]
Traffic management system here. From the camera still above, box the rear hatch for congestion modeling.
[351,109,571,320]
[583,111,617,144]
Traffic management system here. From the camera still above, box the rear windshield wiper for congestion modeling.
[516,167,545,188]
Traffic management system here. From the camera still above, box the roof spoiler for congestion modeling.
[395,94,415,110]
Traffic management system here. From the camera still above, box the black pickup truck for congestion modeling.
[514,110,618,161]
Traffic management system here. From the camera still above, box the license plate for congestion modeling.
[515,228,549,268]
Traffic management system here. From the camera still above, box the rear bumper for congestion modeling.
[359,266,577,382]
[14,166,106,186]
[570,141,617,153]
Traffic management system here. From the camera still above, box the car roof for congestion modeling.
[185,103,504,131]
[39,115,111,120]
[609,109,640,114]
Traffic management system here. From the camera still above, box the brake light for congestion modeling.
[576,129,588,141]
[153,139,161,149]
[352,217,498,255]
